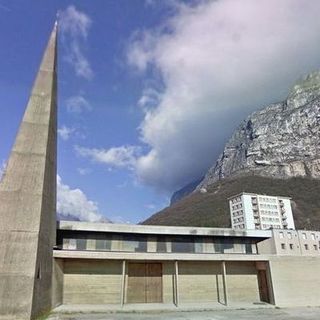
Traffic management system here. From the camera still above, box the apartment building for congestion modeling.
[258,229,320,255]
[229,193,295,230]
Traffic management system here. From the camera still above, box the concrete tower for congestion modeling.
[0,23,57,319]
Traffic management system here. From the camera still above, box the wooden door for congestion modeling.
[127,263,146,303]
[258,270,270,303]
[127,262,163,303]
[146,263,162,303]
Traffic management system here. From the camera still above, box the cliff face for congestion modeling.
[170,177,203,205]
[198,71,320,189]
[143,71,320,229]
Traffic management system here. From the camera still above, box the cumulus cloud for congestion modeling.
[65,94,92,113]
[58,125,74,141]
[57,175,108,222]
[124,0,320,192]
[75,145,141,170]
[59,5,93,79]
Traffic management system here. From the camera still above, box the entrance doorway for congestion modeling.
[127,262,163,303]
[257,270,270,303]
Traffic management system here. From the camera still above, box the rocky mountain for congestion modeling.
[143,71,320,228]
[170,177,203,205]
[198,71,320,189]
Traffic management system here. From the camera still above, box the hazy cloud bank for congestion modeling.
[79,0,320,193]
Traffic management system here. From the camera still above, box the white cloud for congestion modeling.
[77,167,92,176]
[124,0,320,192]
[76,145,141,170]
[59,5,93,80]
[57,175,108,222]
[58,125,74,141]
[66,95,91,113]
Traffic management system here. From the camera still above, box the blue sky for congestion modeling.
[1,0,320,223]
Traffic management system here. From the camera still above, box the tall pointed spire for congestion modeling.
[0,23,58,320]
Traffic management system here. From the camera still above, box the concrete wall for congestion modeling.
[177,261,260,304]
[178,262,221,303]
[52,259,64,308]
[269,256,320,307]
[0,24,57,320]
[258,230,320,256]
[162,262,175,304]
[57,259,263,306]
[226,262,260,303]
[243,195,255,230]
[63,259,122,304]
[282,198,295,229]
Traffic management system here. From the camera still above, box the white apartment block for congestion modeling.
[229,192,295,230]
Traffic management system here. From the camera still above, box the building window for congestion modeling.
[172,236,195,253]
[156,236,167,253]
[289,244,294,250]
[279,232,284,239]
[122,234,147,252]
[96,239,112,251]
[302,233,307,240]
[76,238,87,250]
[311,233,316,241]
[288,233,292,239]
[245,243,253,254]
[304,244,309,250]
[195,238,204,253]
[314,245,318,250]
[281,243,286,250]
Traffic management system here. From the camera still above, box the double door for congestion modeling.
[127,262,163,303]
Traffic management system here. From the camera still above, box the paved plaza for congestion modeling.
[48,307,320,320]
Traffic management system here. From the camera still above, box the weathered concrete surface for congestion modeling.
[0,23,57,320]
[47,307,320,320]
[269,256,320,307]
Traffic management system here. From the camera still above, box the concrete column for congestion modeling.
[120,260,126,307]
[0,22,58,320]
[222,261,228,306]
[174,260,179,307]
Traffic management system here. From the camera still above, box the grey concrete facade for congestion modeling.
[0,23,57,320]
[258,229,320,256]
[52,221,320,310]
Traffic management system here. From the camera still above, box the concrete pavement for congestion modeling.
[47,307,320,320]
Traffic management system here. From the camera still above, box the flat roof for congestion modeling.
[228,192,291,200]
[57,220,272,239]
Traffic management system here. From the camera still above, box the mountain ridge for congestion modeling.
[143,71,320,228]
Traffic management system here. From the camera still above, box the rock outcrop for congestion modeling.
[198,71,320,189]
[170,177,203,205]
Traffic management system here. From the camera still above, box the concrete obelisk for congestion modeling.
[0,22,57,320]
